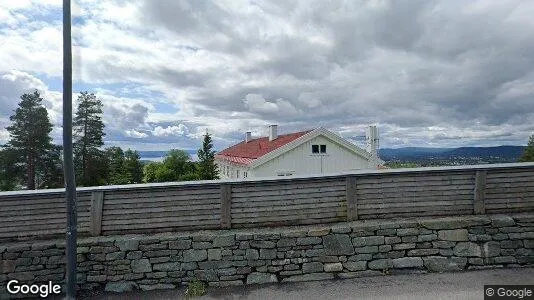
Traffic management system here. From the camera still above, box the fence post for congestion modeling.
[220,184,232,229]
[90,191,104,236]
[474,170,487,215]
[346,176,358,221]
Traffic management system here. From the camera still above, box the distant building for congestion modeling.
[215,125,384,179]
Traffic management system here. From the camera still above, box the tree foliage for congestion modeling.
[6,90,54,189]
[0,147,22,191]
[143,161,164,183]
[519,135,534,162]
[105,147,128,185]
[2,90,225,190]
[197,132,219,180]
[37,144,64,189]
[123,149,143,184]
[143,149,198,183]
[163,149,196,179]
[74,92,106,186]
[105,147,143,185]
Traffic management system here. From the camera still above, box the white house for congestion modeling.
[215,125,384,179]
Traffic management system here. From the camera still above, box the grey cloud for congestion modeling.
[0,71,47,116]
[104,103,149,131]
[6,0,534,149]
[157,68,207,88]
[125,0,534,146]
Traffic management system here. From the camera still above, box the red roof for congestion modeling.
[216,130,312,166]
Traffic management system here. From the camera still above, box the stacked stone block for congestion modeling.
[0,214,533,296]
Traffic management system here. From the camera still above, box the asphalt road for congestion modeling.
[87,267,534,300]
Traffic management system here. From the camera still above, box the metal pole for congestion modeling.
[63,0,77,298]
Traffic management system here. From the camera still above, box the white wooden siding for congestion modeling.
[216,161,251,179]
[252,136,370,177]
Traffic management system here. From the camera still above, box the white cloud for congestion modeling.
[125,129,148,139]
[1,0,534,150]
[152,124,189,137]
[243,93,299,117]
[0,70,48,115]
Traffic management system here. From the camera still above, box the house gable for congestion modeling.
[250,127,371,169]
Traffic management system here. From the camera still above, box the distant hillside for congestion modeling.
[379,146,526,161]
[445,146,525,158]
[379,147,454,159]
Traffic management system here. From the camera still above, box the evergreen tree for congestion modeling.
[124,149,143,183]
[0,147,22,190]
[519,135,534,162]
[197,132,219,180]
[37,144,64,189]
[6,90,53,189]
[73,91,106,186]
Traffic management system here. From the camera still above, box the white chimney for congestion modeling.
[245,131,252,143]
[268,125,278,141]
[366,125,379,154]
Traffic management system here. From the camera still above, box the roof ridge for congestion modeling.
[245,129,313,142]
[216,129,312,164]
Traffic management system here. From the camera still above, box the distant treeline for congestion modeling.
[0,90,218,191]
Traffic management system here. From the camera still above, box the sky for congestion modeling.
[0,0,533,151]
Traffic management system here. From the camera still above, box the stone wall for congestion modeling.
[1,214,533,297]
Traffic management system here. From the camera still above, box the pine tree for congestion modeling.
[37,144,64,189]
[519,135,534,162]
[197,132,219,180]
[0,147,23,190]
[6,90,53,189]
[73,91,106,186]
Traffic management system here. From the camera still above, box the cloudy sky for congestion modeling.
[1,0,533,151]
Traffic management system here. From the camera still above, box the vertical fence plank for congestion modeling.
[474,170,487,215]
[346,176,358,221]
[220,184,232,229]
[90,191,104,236]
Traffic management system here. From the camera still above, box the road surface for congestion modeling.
[85,267,534,300]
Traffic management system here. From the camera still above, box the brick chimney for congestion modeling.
[245,131,252,143]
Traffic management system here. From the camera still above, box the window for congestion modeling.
[236,170,240,178]
[312,144,326,154]
[244,171,248,178]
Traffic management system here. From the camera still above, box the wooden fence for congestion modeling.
[1,163,533,241]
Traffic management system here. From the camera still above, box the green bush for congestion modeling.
[185,278,207,298]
